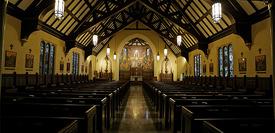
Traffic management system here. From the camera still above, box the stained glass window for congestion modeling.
[218,48,223,76]
[72,52,79,75]
[39,41,55,75]
[218,44,234,77]
[39,42,45,74]
[223,46,229,77]
[146,48,150,56]
[194,54,201,76]
[228,45,234,77]
[49,44,55,75]
[124,48,128,57]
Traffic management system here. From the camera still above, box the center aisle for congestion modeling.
[107,84,166,133]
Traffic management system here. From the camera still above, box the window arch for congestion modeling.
[218,44,233,77]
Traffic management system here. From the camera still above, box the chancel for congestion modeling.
[0,0,274,133]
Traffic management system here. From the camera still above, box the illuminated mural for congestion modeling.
[119,38,154,80]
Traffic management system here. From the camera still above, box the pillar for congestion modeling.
[270,1,275,119]
[0,0,8,100]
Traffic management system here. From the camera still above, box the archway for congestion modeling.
[119,38,154,81]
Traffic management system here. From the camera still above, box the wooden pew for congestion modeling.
[3,96,107,133]
[168,98,272,133]
[202,119,274,133]
[2,118,79,133]
[180,105,273,133]
[161,93,265,129]
[2,103,97,133]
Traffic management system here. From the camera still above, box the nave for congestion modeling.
[1,0,275,133]
[107,85,166,133]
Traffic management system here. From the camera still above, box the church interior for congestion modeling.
[0,0,274,133]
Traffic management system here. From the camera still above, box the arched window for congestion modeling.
[39,41,55,75]
[72,52,79,75]
[194,54,201,77]
[218,44,233,77]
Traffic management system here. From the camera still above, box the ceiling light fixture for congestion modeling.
[164,45,168,57]
[54,0,64,20]
[157,37,160,61]
[113,51,117,60]
[157,52,160,61]
[177,35,182,46]
[212,0,222,23]
[106,44,110,56]
[93,35,98,46]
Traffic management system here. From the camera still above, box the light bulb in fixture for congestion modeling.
[164,47,168,57]
[177,35,182,46]
[212,0,222,23]
[55,0,65,20]
[156,52,160,61]
[93,35,98,46]
[106,45,110,56]
[113,52,117,60]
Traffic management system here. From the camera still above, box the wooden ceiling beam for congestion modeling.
[71,0,138,39]
[65,8,80,22]
[139,0,190,30]
[68,0,104,37]
[139,19,185,57]
[94,19,136,55]
[19,0,56,40]
[222,0,248,21]
[170,0,205,41]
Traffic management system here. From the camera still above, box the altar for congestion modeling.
[130,76,143,81]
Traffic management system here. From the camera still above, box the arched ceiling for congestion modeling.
[7,0,271,58]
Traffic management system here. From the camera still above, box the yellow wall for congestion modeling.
[2,15,90,75]
[176,56,189,80]
[5,14,271,80]
[96,22,178,81]
[188,18,272,77]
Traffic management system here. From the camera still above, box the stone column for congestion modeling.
[0,0,8,100]
[270,1,275,119]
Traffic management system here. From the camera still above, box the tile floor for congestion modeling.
[107,85,167,133]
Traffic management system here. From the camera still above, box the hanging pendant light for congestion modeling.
[113,51,117,60]
[164,45,168,57]
[212,0,222,23]
[156,52,160,61]
[55,0,65,20]
[177,35,182,46]
[106,44,110,56]
[93,35,98,46]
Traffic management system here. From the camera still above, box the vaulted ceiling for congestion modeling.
[7,0,271,58]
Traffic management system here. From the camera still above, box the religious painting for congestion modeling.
[209,63,213,74]
[238,58,246,72]
[5,51,17,67]
[202,64,206,74]
[67,63,70,72]
[119,38,154,80]
[255,55,266,72]
[25,54,34,68]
